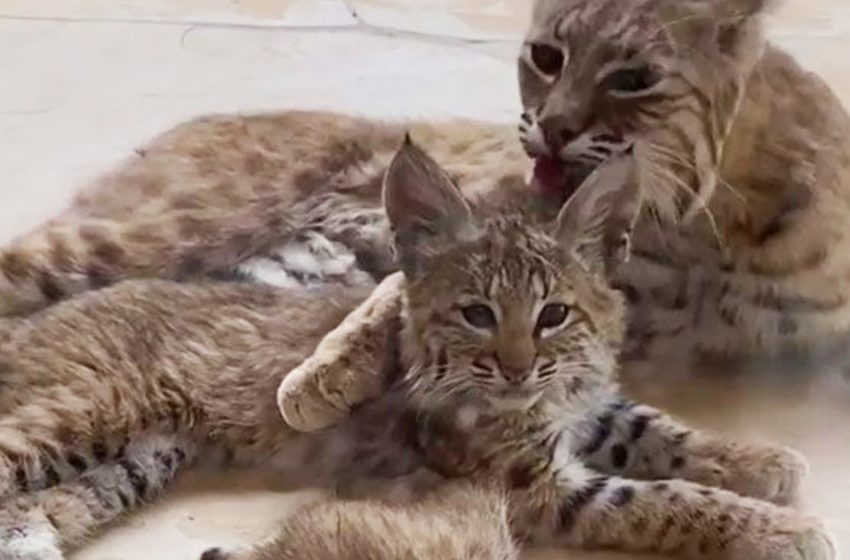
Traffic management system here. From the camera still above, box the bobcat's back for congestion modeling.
[0,112,527,316]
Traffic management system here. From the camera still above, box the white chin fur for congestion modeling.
[488,391,544,411]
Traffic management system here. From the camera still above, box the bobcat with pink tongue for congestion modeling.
[531,156,610,206]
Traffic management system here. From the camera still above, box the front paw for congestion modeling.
[729,513,835,560]
[687,441,808,505]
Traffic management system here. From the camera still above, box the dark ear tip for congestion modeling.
[403,131,414,146]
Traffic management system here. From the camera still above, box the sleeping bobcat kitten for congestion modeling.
[0,142,831,560]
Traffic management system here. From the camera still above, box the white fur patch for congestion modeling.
[1,521,62,560]
[235,231,374,290]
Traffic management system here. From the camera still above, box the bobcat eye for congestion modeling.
[529,43,564,76]
[536,304,570,332]
[461,304,498,330]
[606,66,657,94]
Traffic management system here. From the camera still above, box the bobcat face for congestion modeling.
[382,138,637,414]
[404,219,621,412]
[518,0,770,209]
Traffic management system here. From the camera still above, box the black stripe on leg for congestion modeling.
[155,451,174,472]
[559,475,609,532]
[15,465,28,491]
[610,444,629,469]
[629,415,651,442]
[118,459,149,498]
[37,272,65,302]
[581,413,614,455]
[44,464,61,487]
[610,399,636,412]
[92,442,109,462]
[67,453,88,473]
[117,489,132,509]
[78,473,120,520]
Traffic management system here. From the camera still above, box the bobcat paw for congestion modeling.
[0,522,63,560]
[688,442,808,505]
[732,516,836,560]
[720,445,807,505]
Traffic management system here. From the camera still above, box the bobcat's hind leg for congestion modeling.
[0,434,194,559]
[201,481,519,560]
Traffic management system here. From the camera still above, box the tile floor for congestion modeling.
[1,1,848,559]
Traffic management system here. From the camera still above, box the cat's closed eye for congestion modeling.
[461,304,498,330]
[536,303,570,332]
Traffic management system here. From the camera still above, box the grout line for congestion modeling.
[0,13,358,31]
[338,0,517,45]
[0,12,518,47]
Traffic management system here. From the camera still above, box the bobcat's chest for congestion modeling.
[417,407,559,487]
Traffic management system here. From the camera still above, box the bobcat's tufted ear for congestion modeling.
[554,153,641,277]
[384,135,476,276]
[666,0,773,61]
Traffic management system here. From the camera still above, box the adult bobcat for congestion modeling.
[0,145,831,560]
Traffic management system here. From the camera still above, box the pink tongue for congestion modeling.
[532,157,567,198]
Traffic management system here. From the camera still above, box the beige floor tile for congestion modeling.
[0,19,518,243]
[0,0,356,27]
[349,0,531,40]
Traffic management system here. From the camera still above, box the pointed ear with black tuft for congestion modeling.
[383,134,475,276]
[553,153,642,277]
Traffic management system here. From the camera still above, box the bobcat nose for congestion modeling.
[501,365,532,385]
[496,344,536,385]
[540,117,580,153]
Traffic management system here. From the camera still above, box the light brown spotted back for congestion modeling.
[0,111,528,316]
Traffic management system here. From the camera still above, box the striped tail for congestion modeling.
[0,435,194,558]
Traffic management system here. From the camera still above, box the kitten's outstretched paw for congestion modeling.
[689,441,808,505]
[732,516,836,560]
[728,445,808,506]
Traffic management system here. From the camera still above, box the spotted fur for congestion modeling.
[0,113,525,317]
[519,0,850,366]
[0,143,831,559]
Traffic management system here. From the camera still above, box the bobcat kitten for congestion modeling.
[0,143,831,560]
